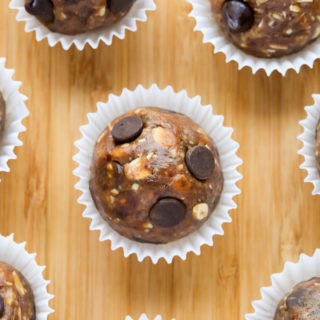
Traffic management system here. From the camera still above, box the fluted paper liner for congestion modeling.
[298,94,320,195]
[0,234,54,319]
[73,84,242,264]
[125,315,175,320]
[245,249,320,319]
[186,0,320,76]
[9,0,156,50]
[0,58,29,176]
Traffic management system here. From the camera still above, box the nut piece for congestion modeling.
[172,174,191,192]
[124,157,152,180]
[192,203,209,220]
[152,127,177,148]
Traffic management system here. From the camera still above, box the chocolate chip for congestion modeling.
[286,287,306,308]
[222,0,254,34]
[107,0,133,14]
[150,198,186,228]
[186,146,215,181]
[112,116,143,144]
[25,0,54,22]
[0,296,4,317]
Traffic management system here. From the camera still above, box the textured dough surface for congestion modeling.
[274,277,320,320]
[0,262,35,320]
[211,0,320,58]
[25,0,135,35]
[89,107,224,244]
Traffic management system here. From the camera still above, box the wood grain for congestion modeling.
[1,0,320,319]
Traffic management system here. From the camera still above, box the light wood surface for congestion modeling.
[1,0,320,319]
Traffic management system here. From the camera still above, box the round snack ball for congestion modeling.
[24,0,136,35]
[90,107,224,244]
[274,277,320,320]
[211,0,320,58]
[0,92,5,139]
[0,261,35,319]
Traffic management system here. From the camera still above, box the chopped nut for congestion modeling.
[124,157,152,180]
[193,203,209,221]
[172,174,190,192]
[132,183,140,191]
[289,4,300,12]
[146,151,154,160]
[111,189,119,196]
[177,164,184,170]
[96,6,106,16]
[111,144,130,159]
[152,127,177,148]
[143,222,153,231]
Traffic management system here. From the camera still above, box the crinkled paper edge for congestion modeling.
[246,249,320,319]
[9,0,156,50]
[298,94,320,195]
[186,0,320,76]
[0,233,54,319]
[0,57,29,176]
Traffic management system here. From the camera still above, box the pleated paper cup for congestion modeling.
[0,234,54,319]
[125,315,175,320]
[73,84,242,264]
[0,58,29,177]
[9,0,156,50]
[186,0,320,76]
[298,94,320,195]
[245,249,320,320]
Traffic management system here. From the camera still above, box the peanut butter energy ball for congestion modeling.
[274,277,320,320]
[0,262,35,320]
[211,0,320,58]
[89,107,224,244]
[25,0,136,35]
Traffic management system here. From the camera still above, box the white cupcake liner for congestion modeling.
[0,58,29,176]
[0,233,54,319]
[9,0,156,50]
[125,315,175,320]
[298,94,320,195]
[186,0,320,76]
[245,249,320,319]
[73,84,242,264]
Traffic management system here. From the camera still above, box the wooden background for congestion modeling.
[1,0,320,319]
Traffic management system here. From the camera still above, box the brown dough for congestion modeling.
[89,107,224,244]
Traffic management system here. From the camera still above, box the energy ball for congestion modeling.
[25,0,136,35]
[274,277,320,320]
[211,0,320,58]
[0,92,5,139]
[0,262,35,320]
[89,107,224,244]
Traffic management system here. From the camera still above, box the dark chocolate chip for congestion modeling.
[25,0,54,22]
[286,288,306,308]
[150,198,186,228]
[222,0,254,34]
[0,295,4,317]
[111,116,143,144]
[186,146,215,181]
[107,0,133,14]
